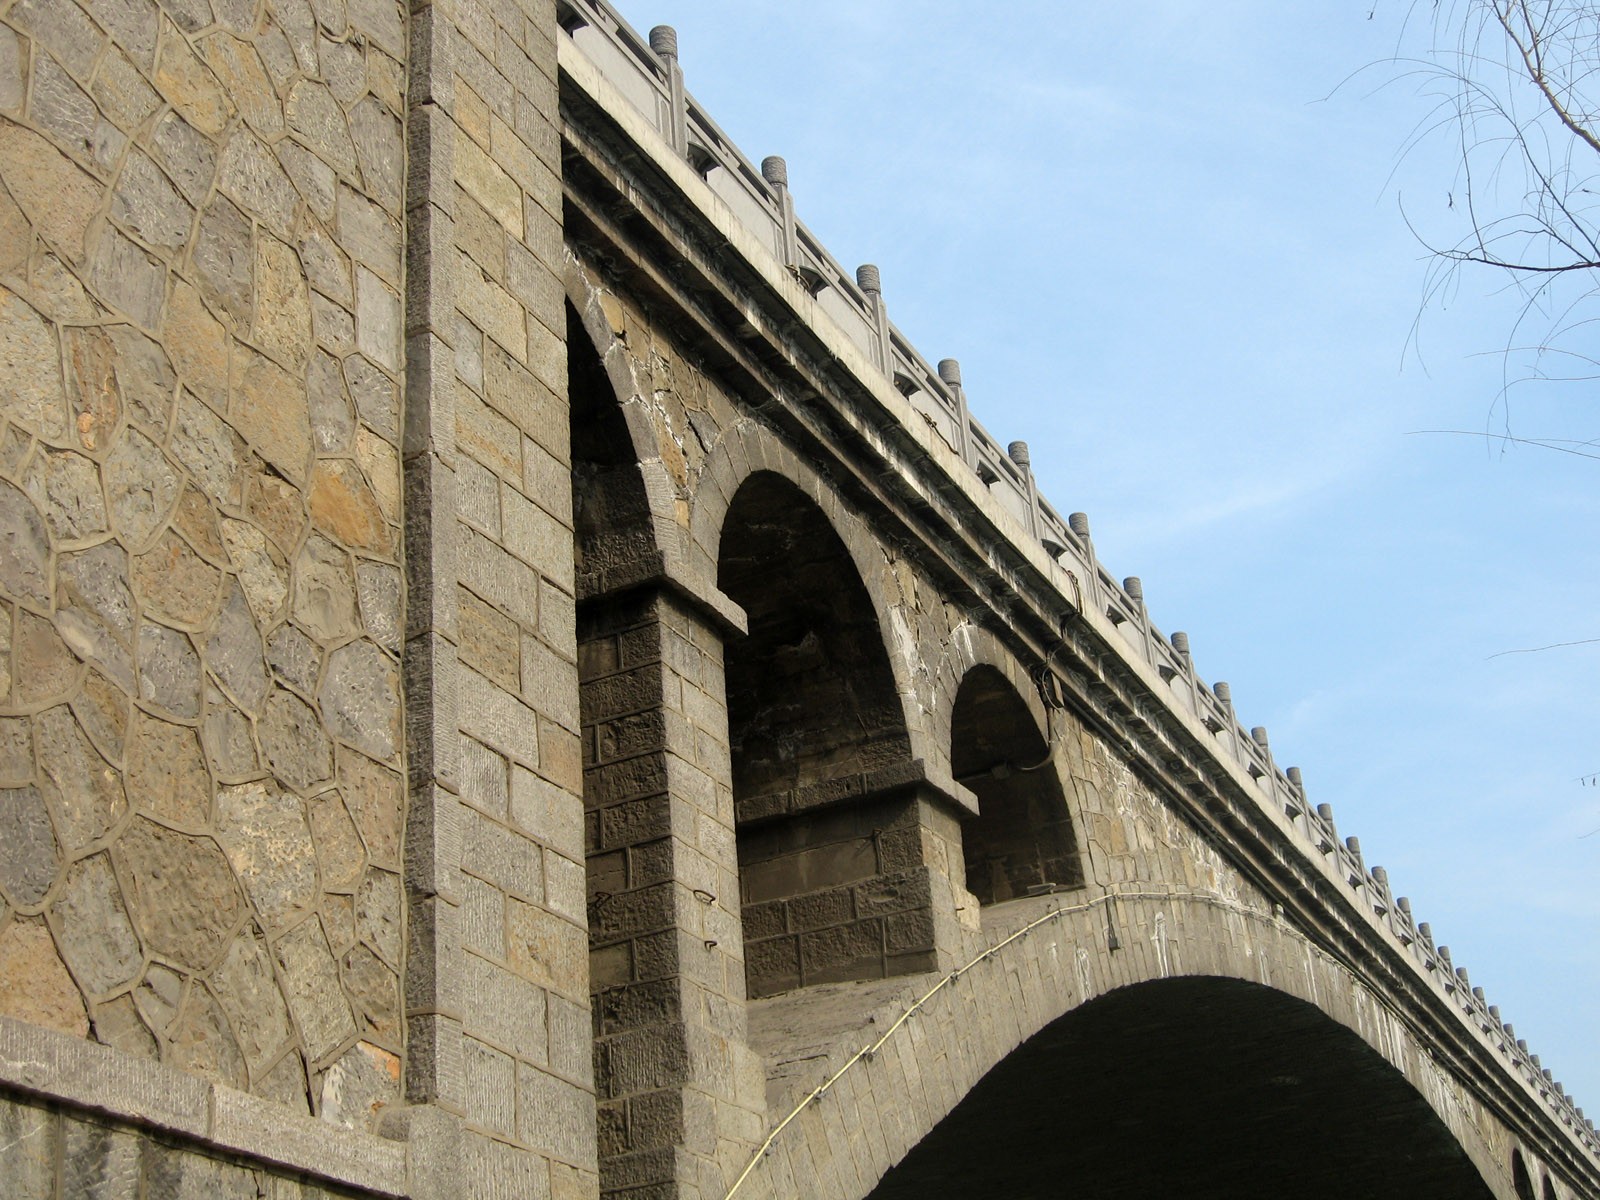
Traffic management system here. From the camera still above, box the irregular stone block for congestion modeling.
[292,532,358,641]
[219,519,287,625]
[199,33,282,136]
[354,867,400,968]
[205,580,270,714]
[167,983,246,1088]
[191,192,255,329]
[149,111,216,205]
[127,710,211,828]
[70,667,129,762]
[202,686,259,782]
[267,623,321,695]
[0,475,54,608]
[0,120,102,265]
[103,424,181,549]
[133,529,223,627]
[319,1040,399,1132]
[56,541,136,689]
[338,747,401,868]
[23,448,107,541]
[51,853,142,996]
[170,390,243,513]
[137,620,202,719]
[89,992,158,1060]
[232,347,311,484]
[211,924,294,1075]
[0,918,87,1035]
[115,817,243,971]
[321,639,398,761]
[259,686,334,794]
[274,916,356,1063]
[110,147,194,251]
[254,233,312,370]
[309,459,390,552]
[154,28,233,136]
[309,793,365,892]
[215,780,317,932]
[36,704,127,853]
[0,785,62,908]
[340,943,398,1042]
[12,610,82,706]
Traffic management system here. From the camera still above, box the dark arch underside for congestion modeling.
[867,976,1494,1200]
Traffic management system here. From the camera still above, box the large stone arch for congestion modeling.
[737,892,1517,1200]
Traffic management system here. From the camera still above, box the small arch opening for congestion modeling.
[1514,1149,1536,1200]
[950,665,1082,904]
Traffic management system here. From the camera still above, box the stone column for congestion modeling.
[581,585,765,1200]
[400,0,593,1196]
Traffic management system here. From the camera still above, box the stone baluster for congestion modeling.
[857,264,892,373]
[1007,440,1042,539]
[763,156,801,272]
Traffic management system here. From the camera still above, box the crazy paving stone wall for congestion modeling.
[0,0,408,1132]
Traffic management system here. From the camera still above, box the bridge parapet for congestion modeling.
[560,0,1596,1156]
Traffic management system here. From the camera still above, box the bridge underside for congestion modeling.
[864,976,1494,1199]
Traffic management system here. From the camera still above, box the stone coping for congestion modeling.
[0,1017,408,1196]
[734,759,979,827]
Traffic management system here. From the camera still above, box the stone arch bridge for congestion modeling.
[0,0,1593,1197]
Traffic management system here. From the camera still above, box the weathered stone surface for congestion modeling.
[308,350,356,453]
[267,623,321,694]
[202,686,259,781]
[167,282,231,410]
[23,450,106,541]
[137,620,202,719]
[132,960,183,1036]
[0,785,62,907]
[340,942,399,1041]
[95,48,163,128]
[134,529,222,627]
[56,541,136,688]
[36,704,127,852]
[348,97,402,211]
[61,328,121,450]
[309,459,390,552]
[0,285,69,442]
[91,992,159,1059]
[0,476,54,608]
[149,111,217,205]
[110,148,194,251]
[286,80,356,173]
[200,33,282,135]
[29,254,100,325]
[254,1049,311,1111]
[232,349,311,485]
[52,853,143,996]
[0,24,22,113]
[172,486,225,564]
[32,52,125,175]
[0,120,102,264]
[103,425,181,549]
[100,325,176,434]
[154,28,233,136]
[339,748,401,868]
[221,518,288,624]
[354,867,400,968]
[281,141,337,224]
[0,919,88,1036]
[274,916,356,1062]
[218,128,297,237]
[216,780,317,930]
[321,640,398,761]
[309,793,364,892]
[211,924,294,1074]
[319,1040,399,1131]
[167,984,246,1088]
[355,559,400,652]
[206,580,271,714]
[71,668,130,762]
[127,710,211,828]
[116,817,243,971]
[85,225,166,331]
[259,686,333,793]
[254,234,312,370]
[344,353,397,442]
[0,183,29,278]
[243,466,304,553]
[292,533,358,642]
[334,189,400,287]
[354,428,399,522]
[192,193,255,328]
[354,267,400,372]
[13,610,82,705]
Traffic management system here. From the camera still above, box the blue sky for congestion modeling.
[608,1,1600,1111]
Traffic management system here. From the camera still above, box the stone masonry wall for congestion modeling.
[0,0,408,1133]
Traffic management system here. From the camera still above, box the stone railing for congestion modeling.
[557,0,1596,1153]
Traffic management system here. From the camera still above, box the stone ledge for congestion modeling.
[735,759,979,827]
[0,1017,408,1197]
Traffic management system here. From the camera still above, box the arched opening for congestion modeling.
[950,665,1082,904]
[866,977,1496,1199]
[719,471,930,997]
[1515,1150,1537,1199]
[1542,1171,1559,1200]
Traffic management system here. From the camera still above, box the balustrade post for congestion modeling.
[649,25,689,155]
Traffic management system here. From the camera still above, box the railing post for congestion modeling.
[763,156,800,269]
[649,25,688,156]
[857,264,891,373]
[1007,440,1041,539]
[939,358,973,465]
